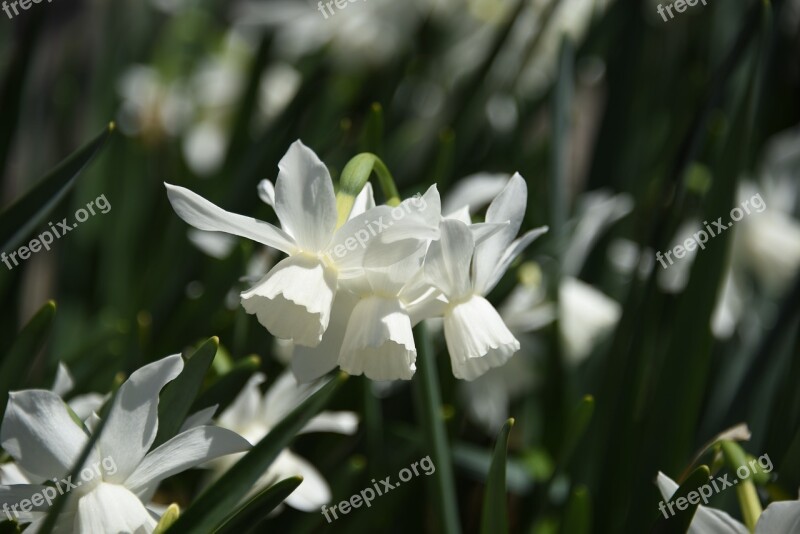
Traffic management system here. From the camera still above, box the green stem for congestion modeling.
[336,153,401,227]
[413,322,461,534]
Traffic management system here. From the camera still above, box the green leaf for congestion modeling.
[562,485,591,534]
[0,300,56,415]
[192,355,260,414]
[561,395,594,464]
[413,321,461,534]
[0,123,113,252]
[480,418,514,534]
[651,465,710,534]
[166,372,347,533]
[0,520,20,534]
[359,102,384,155]
[214,477,303,534]
[154,336,219,448]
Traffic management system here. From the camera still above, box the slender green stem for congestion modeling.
[413,322,461,534]
[336,153,401,227]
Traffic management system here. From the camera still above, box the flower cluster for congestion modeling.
[166,140,548,382]
[0,355,251,533]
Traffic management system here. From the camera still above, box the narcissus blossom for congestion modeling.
[656,472,800,533]
[0,355,250,533]
[424,174,548,380]
[166,140,393,348]
[208,371,358,511]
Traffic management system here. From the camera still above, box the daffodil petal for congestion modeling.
[444,295,519,381]
[241,255,337,347]
[274,140,337,251]
[98,355,183,484]
[0,390,94,482]
[165,183,295,253]
[339,296,416,381]
[125,426,251,496]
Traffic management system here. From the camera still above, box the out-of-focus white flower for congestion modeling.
[234,0,424,69]
[0,355,250,533]
[208,372,358,512]
[116,65,192,140]
[656,472,800,534]
[559,276,621,364]
[424,175,548,380]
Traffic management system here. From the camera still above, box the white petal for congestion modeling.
[442,172,510,215]
[377,185,442,243]
[262,371,332,428]
[0,484,52,514]
[483,226,548,294]
[339,296,417,381]
[0,390,94,481]
[274,140,337,251]
[444,205,471,224]
[241,255,337,347]
[349,182,376,219]
[187,229,237,260]
[52,363,75,396]
[444,295,520,381]
[68,394,107,422]
[473,173,527,294]
[98,355,183,484]
[165,183,295,254]
[424,219,474,299]
[300,412,359,435]
[469,221,509,245]
[558,278,621,365]
[257,179,276,207]
[0,462,30,484]
[76,483,157,533]
[125,426,251,496]
[291,290,358,383]
[218,374,266,433]
[179,405,219,433]
[270,450,330,512]
[756,501,800,534]
[655,472,748,534]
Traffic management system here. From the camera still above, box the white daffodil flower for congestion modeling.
[290,186,444,382]
[656,472,800,534]
[166,140,389,348]
[208,372,358,512]
[0,355,251,533]
[424,174,548,380]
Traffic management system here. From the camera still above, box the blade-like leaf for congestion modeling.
[0,300,56,415]
[154,337,219,448]
[214,477,303,534]
[38,389,116,534]
[562,485,591,534]
[166,372,347,533]
[0,123,113,252]
[192,355,260,414]
[480,418,514,534]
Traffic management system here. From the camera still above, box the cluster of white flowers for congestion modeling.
[166,140,548,382]
[0,355,251,533]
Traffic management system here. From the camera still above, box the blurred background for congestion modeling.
[1,0,799,532]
